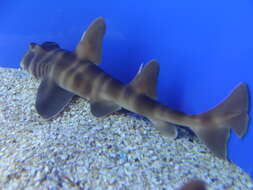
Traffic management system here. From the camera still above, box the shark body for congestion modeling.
[20,17,249,158]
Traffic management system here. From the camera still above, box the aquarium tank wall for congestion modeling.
[0,1,252,178]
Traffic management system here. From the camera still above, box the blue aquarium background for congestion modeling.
[0,1,252,177]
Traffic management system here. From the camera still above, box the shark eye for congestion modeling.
[41,42,60,50]
[29,42,36,50]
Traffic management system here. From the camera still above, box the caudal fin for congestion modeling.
[194,83,249,158]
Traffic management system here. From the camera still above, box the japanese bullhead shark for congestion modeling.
[20,17,249,159]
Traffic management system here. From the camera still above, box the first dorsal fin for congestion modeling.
[129,60,160,99]
[75,17,106,65]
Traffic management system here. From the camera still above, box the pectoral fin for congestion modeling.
[36,79,75,119]
[75,17,106,64]
[129,60,160,99]
[90,100,121,117]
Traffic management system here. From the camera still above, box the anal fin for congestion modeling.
[90,100,121,117]
[36,79,75,119]
[151,119,178,139]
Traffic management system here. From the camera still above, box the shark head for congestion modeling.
[20,41,60,78]
[20,42,38,71]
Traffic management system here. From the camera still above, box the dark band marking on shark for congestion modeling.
[20,17,250,159]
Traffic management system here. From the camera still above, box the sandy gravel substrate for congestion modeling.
[0,67,252,190]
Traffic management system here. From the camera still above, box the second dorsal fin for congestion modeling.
[129,60,160,99]
[75,17,106,64]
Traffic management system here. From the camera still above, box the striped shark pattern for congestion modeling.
[20,17,249,159]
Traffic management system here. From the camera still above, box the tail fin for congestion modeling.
[194,83,249,158]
